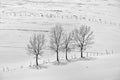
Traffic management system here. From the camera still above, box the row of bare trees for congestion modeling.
[27,24,94,66]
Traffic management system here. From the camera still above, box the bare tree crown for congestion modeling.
[50,24,64,52]
[62,32,73,52]
[73,25,94,51]
[27,33,45,56]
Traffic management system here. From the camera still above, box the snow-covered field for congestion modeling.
[1,54,120,80]
[0,0,120,80]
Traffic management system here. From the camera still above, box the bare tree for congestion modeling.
[27,33,45,66]
[62,32,72,61]
[72,25,94,58]
[50,24,64,63]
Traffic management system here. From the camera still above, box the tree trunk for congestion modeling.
[80,47,84,58]
[66,49,68,61]
[56,51,59,63]
[36,55,39,66]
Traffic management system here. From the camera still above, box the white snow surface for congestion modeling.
[0,54,120,80]
[0,0,120,53]
[0,0,120,80]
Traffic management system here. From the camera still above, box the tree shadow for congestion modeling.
[52,61,69,66]
[29,64,48,70]
[69,57,97,63]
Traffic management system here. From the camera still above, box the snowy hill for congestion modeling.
[1,54,120,80]
[0,0,120,53]
[0,0,120,80]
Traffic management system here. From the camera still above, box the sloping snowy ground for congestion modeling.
[0,0,120,80]
[0,0,120,53]
[0,54,120,80]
